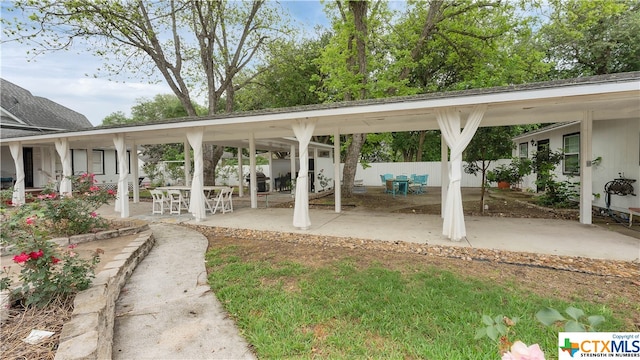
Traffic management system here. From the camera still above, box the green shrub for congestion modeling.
[0,173,114,307]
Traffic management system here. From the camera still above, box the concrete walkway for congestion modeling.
[100,198,640,262]
[189,207,640,262]
[112,223,255,360]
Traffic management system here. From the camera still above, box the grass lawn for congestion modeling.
[205,244,626,359]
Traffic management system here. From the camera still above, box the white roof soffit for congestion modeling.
[213,137,333,152]
[512,121,581,141]
[2,72,638,147]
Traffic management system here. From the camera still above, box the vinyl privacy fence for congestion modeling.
[215,160,512,189]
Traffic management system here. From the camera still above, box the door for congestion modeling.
[535,139,549,192]
[23,147,34,188]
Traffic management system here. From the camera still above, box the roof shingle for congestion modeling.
[1,78,92,138]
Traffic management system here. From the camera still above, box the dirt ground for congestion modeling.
[300,187,640,239]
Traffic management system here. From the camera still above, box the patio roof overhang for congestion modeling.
[1,72,638,149]
[1,72,638,240]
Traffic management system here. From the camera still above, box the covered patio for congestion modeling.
[2,72,639,242]
[95,190,639,262]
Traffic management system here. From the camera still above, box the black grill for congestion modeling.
[246,172,269,192]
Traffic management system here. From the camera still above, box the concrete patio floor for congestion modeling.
[99,189,640,262]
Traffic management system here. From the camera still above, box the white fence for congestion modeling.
[214,160,512,189]
[347,160,511,188]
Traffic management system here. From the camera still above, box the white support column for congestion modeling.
[249,134,258,208]
[9,142,25,206]
[50,147,57,185]
[334,130,341,213]
[184,140,191,186]
[131,141,140,203]
[441,133,448,218]
[268,151,274,192]
[187,127,206,221]
[237,148,244,197]
[290,144,296,195]
[292,120,316,230]
[113,134,129,218]
[580,111,593,225]
[55,138,73,196]
[437,105,486,241]
[313,147,319,193]
[86,147,94,175]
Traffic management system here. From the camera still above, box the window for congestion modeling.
[519,142,528,158]
[115,150,131,174]
[92,150,104,175]
[563,133,580,174]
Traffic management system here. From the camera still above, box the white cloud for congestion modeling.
[1,1,328,126]
[2,41,172,125]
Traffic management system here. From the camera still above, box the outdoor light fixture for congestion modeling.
[531,139,536,147]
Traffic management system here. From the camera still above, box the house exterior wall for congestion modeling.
[2,145,136,190]
[1,146,57,189]
[0,146,14,180]
[514,119,640,213]
[71,149,133,186]
[515,123,581,192]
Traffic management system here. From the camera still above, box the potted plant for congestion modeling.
[487,158,532,190]
[487,165,513,189]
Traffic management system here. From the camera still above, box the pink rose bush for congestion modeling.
[0,174,108,307]
[502,341,546,360]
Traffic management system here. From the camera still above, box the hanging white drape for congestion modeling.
[55,138,73,196]
[9,142,25,206]
[436,105,487,241]
[187,127,206,221]
[113,134,129,218]
[292,120,316,229]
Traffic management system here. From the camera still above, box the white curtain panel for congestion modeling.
[187,127,206,221]
[9,142,25,206]
[292,120,316,229]
[113,134,129,218]
[436,105,486,241]
[54,138,73,196]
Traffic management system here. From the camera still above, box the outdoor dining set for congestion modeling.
[149,186,234,215]
[380,174,429,197]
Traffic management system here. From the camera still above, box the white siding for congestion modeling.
[0,146,14,179]
[515,119,640,213]
[592,119,640,212]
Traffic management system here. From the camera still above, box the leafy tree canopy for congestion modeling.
[539,0,640,77]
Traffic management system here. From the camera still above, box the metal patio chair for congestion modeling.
[411,174,428,194]
[380,173,394,193]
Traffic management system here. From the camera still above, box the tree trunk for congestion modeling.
[417,131,426,162]
[342,133,366,197]
[480,159,486,213]
[203,144,224,185]
[341,1,368,196]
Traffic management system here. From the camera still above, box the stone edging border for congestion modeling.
[54,222,154,360]
[50,219,151,246]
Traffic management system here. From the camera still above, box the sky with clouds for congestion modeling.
[1,1,329,126]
